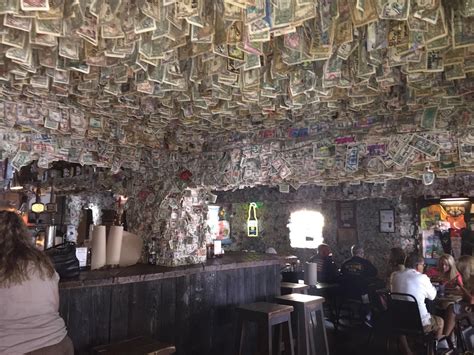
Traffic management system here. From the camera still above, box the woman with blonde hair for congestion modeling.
[437,254,463,288]
[0,210,73,354]
[456,255,474,303]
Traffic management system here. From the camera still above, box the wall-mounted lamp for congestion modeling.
[440,197,469,205]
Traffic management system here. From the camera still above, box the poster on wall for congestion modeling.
[338,201,356,228]
[379,209,395,233]
[207,205,231,244]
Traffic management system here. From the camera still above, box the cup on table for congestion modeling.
[438,284,445,297]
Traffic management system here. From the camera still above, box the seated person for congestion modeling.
[309,243,339,283]
[456,255,474,304]
[387,247,406,285]
[442,255,474,340]
[433,254,463,289]
[391,253,444,355]
[340,244,378,299]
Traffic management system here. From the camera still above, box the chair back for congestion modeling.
[387,292,425,336]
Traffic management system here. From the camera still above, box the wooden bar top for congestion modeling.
[60,251,283,289]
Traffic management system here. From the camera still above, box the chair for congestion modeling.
[275,294,329,355]
[236,302,295,355]
[337,276,372,326]
[456,314,474,352]
[308,283,341,331]
[366,289,391,350]
[387,292,437,355]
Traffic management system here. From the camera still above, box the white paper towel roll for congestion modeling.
[213,240,222,255]
[119,231,143,267]
[304,262,318,286]
[91,225,106,270]
[106,226,124,265]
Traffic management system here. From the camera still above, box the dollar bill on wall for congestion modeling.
[21,0,49,11]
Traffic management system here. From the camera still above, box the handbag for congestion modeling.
[45,242,80,279]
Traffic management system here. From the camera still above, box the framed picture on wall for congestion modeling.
[338,201,356,228]
[337,228,358,247]
[380,209,395,233]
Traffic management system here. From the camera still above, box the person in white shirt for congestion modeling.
[0,210,73,355]
[390,253,444,355]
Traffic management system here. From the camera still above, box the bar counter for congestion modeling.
[58,252,283,354]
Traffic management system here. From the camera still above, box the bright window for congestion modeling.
[288,210,325,249]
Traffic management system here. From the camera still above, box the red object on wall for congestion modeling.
[179,170,192,181]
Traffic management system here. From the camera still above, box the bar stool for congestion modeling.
[91,336,176,355]
[275,294,329,355]
[281,282,310,295]
[236,302,295,355]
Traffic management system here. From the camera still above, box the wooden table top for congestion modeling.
[310,282,341,290]
[436,294,463,303]
[237,302,294,316]
[276,293,325,305]
[281,282,310,290]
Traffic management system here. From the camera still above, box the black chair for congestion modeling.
[456,314,474,352]
[366,289,391,350]
[387,292,437,355]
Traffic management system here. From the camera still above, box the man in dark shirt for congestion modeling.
[340,244,378,299]
[309,243,339,283]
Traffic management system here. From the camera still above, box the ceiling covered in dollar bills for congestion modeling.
[1,0,474,189]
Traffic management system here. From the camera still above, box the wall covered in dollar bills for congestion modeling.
[4,0,474,267]
[124,178,210,266]
[215,186,416,277]
[1,0,474,189]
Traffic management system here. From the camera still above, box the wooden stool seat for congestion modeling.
[281,282,310,295]
[236,302,295,355]
[275,294,329,355]
[92,336,176,355]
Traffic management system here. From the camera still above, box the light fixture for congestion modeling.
[422,164,435,186]
[9,172,23,191]
[440,197,470,206]
[440,197,469,202]
[31,185,45,214]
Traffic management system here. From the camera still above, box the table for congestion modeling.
[308,283,341,330]
[436,294,463,304]
[281,282,310,295]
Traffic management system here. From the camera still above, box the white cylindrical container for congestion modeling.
[304,262,318,286]
[106,226,124,266]
[213,240,222,255]
[91,225,106,270]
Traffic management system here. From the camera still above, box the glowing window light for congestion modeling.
[288,210,324,249]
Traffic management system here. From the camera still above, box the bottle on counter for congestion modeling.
[148,237,157,265]
[206,242,214,259]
